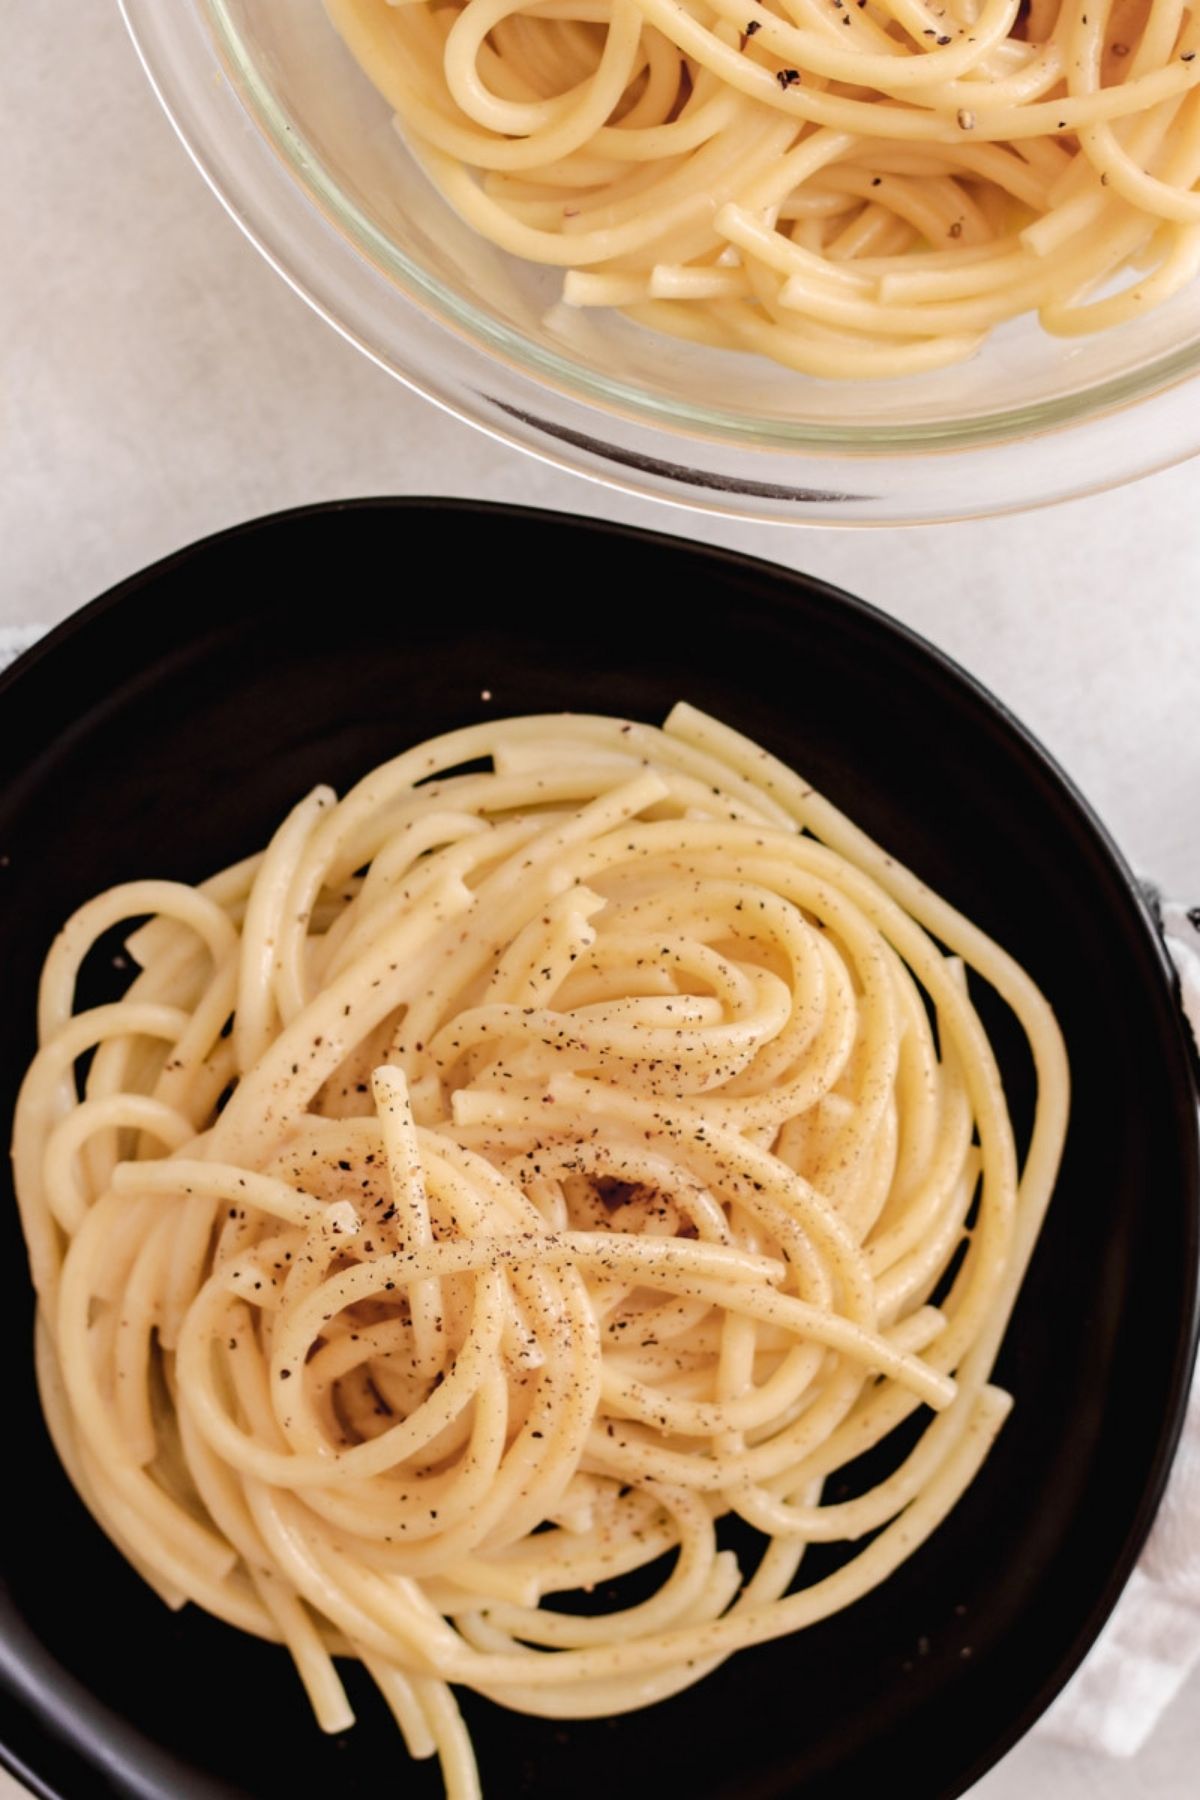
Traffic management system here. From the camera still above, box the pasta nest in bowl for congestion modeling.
[327,0,1200,376]
[12,705,1066,1793]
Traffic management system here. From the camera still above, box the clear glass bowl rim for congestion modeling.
[119,0,1200,524]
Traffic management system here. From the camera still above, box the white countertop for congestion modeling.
[3,7,1198,1798]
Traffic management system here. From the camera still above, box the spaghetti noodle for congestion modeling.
[326,0,1200,376]
[12,705,1069,1796]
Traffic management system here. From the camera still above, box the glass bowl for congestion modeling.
[120,0,1200,523]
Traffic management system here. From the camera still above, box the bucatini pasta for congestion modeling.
[12,705,1069,1797]
[325,0,1200,377]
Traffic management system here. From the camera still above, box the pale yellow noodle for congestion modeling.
[12,706,1069,1796]
[320,0,1200,376]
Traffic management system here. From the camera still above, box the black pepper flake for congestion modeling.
[279,1368,292,1380]
[948,221,963,237]
[775,67,802,86]
[1183,50,1197,60]
[744,16,760,30]
[937,33,951,43]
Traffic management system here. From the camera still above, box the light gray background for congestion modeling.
[3,8,1198,1798]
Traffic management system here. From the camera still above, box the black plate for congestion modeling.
[1,500,1197,1800]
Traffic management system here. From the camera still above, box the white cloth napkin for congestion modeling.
[0,624,44,670]
[1,623,1197,1761]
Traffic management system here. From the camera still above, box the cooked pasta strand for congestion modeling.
[12,706,1069,1797]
